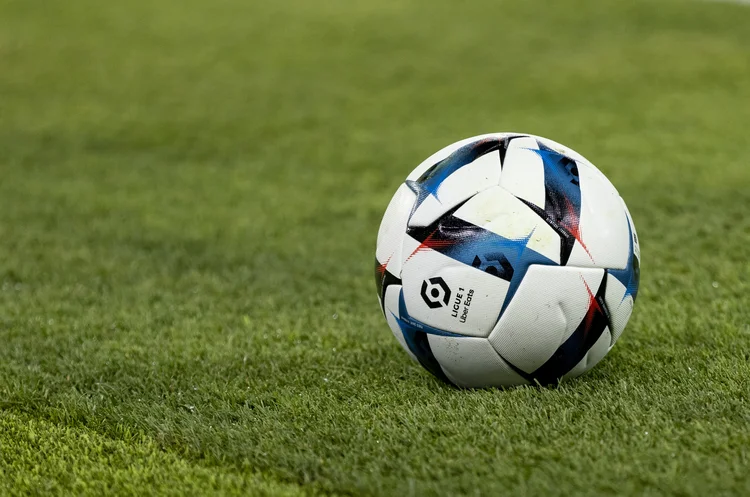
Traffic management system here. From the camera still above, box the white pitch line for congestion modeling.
[704,0,750,5]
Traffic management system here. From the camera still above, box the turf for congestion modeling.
[0,0,749,495]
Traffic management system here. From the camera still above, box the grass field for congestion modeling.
[1,0,749,495]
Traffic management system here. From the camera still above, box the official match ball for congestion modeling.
[374,133,640,387]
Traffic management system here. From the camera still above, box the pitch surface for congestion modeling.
[0,0,749,495]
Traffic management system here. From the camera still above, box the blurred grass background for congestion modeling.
[1,0,749,495]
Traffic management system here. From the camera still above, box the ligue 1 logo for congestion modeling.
[420,277,451,309]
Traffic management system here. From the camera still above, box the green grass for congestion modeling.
[1,0,749,495]
[0,411,311,496]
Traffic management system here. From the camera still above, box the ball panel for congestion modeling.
[376,183,417,278]
[406,133,511,182]
[566,162,629,270]
[400,235,510,338]
[407,140,503,228]
[404,187,560,323]
[503,138,586,266]
[488,265,605,375]
[498,136,546,208]
[428,335,528,388]
[454,185,561,264]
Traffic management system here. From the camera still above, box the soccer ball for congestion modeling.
[374,133,640,387]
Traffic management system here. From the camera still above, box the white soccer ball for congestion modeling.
[374,133,640,387]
